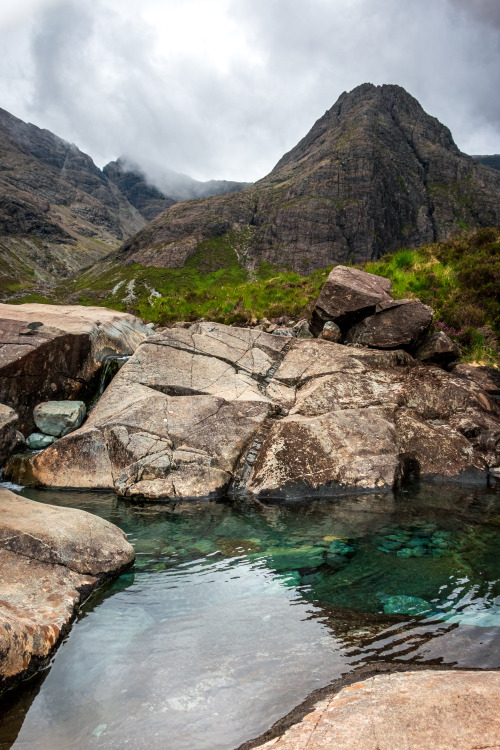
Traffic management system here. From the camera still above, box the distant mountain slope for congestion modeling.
[473,154,500,171]
[102,160,176,221]
[116,83,500,274]
[103,158,251,219]
[0,107,145,295]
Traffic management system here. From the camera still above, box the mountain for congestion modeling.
[103,160,176,221]
[0,110,250,298]
[0,107,145,295]
[103,158,251,218]
[115,83,500,275]
[473,154,500,171]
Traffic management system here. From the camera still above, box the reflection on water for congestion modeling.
[1,483,499,749]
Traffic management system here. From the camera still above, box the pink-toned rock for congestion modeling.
[253,671,500,750]
[0,488,135,694]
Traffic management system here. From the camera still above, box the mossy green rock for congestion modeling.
[263,546,325,571]
[381,595,432,615]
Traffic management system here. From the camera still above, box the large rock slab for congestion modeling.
[27,323,285,499]
[0,303,150,433]
[13,327,499,500]
[311,265,393,335]
[245,408,400,500]
[0,488,134,693]
[253,671,500,750]
[345,298,433,349]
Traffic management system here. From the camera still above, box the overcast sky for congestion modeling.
[0,0,499,183]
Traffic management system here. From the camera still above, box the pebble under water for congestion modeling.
[1,483,500,750]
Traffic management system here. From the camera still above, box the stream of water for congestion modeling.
[1,482,499,749]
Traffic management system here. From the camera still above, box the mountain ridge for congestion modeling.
[115,83,500,274]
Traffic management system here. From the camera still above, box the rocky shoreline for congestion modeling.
[0,265,499,746]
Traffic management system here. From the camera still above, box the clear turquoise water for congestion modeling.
[1,483,499,749]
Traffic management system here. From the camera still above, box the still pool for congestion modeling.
[1,483,500,749]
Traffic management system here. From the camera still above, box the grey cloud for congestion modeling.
[1,0,498,187]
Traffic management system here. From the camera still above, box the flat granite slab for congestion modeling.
[253,671,500,750]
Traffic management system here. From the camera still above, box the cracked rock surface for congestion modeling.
[21,322,499,500]
[0,303,150,434]
[252,671,500,750]
[0,488,134,694]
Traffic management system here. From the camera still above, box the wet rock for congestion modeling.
[345,299,434,350]
[33,400,86,437]
[0,404,20,466]
[311,265,393,335]
[0,488,134,693]
[252,671,500,750]
[0,303,150,433]
[415,331,459,366]
[26,433,57,450]
[317,321,342,342]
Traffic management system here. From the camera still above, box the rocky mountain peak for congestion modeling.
[117,83,500,274]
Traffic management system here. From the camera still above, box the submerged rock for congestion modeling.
[380,595,432,615]
[34,400,86,437]
[0,488,134,694]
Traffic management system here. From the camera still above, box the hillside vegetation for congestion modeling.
[11,227,500,365]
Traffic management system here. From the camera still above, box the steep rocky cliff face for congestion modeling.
[117,84,500,274]
[0,108,146,295]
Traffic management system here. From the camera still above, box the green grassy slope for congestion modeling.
[9,227,500,364]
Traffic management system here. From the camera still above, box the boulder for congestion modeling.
[0,303,150,433]
[396,408,487,482]
[293,320,313,339]
[0,404,20,467]
[317,321,342,342]
[415,331,459,365]
[27,323,286,499]
[0,488,134,693]
[13,326,498,500]
[345,299,433,349]
[252,671,500,750]
[311,265,393,335]
[245,408,401,500]
[33,400,86,437]
[452,363,500,400]
[26,433,57,450]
